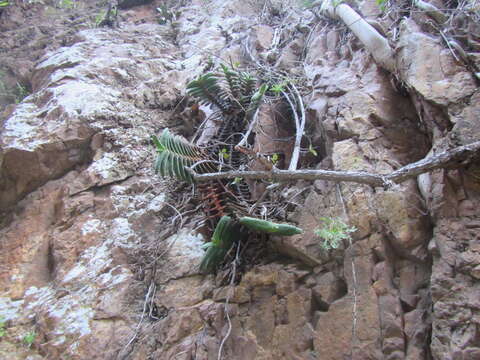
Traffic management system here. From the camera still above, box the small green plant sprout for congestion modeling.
[219,148,230,160]
[232,177,243,184]
[0,0,9,8]
[0,316,6,338]
[15,82,29,103]
[270,153,280,166]
[308,144,318,157]
[270,83,286,95]
[375,0,387,11]
[205,56,215,70]
[23,331,36,347]
[315,217,356,250]
[95,10,106,26]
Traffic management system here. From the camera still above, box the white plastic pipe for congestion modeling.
[320,0,395,72]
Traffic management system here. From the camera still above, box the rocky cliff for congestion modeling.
[0,0,479,359]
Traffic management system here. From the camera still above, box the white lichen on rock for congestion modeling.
[170,229,205,260]
[81,219,103,236]
[2,103,47,151]
[110,217,136,248]
[0,297,24,321]
[52,81,121,118]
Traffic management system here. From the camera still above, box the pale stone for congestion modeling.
[397,19,477,106]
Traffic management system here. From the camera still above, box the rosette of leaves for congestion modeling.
[152,128,217,183]
[152,66,303,274]
[152,128,305,273]
[186,64,267,118]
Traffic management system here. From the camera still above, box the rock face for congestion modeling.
[0,13,189,357]
[0,0,479,359]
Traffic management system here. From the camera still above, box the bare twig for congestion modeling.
[149,283,158,320]
[290,84,306,171]
[217,243,241,360]
[120,282,155,358]
[172,350,189,359]
[249,183,281,215]
[236,107,260,148]
[438,29,460,62]
[191,141,480,186]
[281,90,301,171]
[190,157,238,176]
[160,201,184,226]
[336,184,358,358]
[447,39,469,63]
[120,203,185,359]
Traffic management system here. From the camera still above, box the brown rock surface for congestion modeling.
[397,19,477,107]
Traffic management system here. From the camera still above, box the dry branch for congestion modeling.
[236,107,260,149]
[281,89,301,171]
[284,84,306,171]
[191,141,480,187]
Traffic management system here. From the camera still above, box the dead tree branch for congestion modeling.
[236,107,260,149]
[284,83,306,171]
[191,141,480,187]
